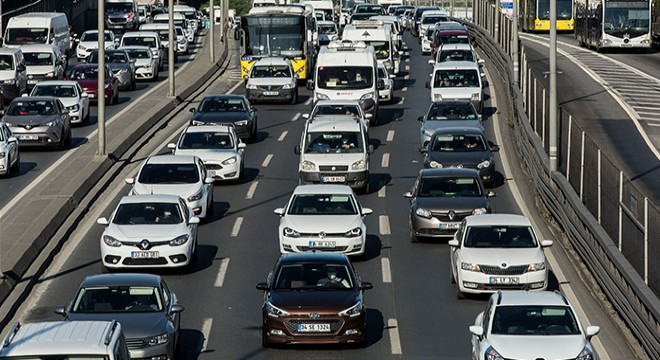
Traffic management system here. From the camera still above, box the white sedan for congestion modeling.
[274,184,372,256]
[76,30,116,62]
[30,80,90,124]
[97,194,200,270]
[126,154,214,219]
[0,122,20,176]
[121,46,159,81]
[168,125,245,182]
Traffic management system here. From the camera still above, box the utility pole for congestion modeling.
[210,0,215,63]
[97,0,106,156]
[168,1,175,97]
[549,0,558,171]
[512,0,519,87]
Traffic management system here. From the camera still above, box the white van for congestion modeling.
[426,60,486,113]
[140,23,189,56]
[0,48,28,101]
[0,321,130,360]
[307,40,381,125]
[341,20,399,75]
[21,44,66,89]
[3,12,71,59]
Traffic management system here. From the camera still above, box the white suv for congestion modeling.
[449,214,553,298]
[294,115,373,193]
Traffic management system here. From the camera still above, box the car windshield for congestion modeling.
[427,103,478,120]
[69,67,100,80]
[312,105,361,117]
[0,55,14,70]
[122,36,157,47]
[431,134,486,152]
[6,100,57,116]
[138,163,199,184]
[287,194,358,215]
[107,2,133,13]
[178,131,235,150]
[113,202,183,225]
[318,24,337,34]
[367,41,390,60]
[72,286,163,313]
[4,28,48,45]
[417,176,482,197]
[305,131,363,154]
[91,51,129,63]
[198,98,246,112]
[81,32,113,42]
[32,85,77,98]
[274,263,354,290]
[423,15,448,24]
[464,225,538,248]
[250,65,291,78]
[24,52,54,66]
[377,67,387,78]
[125,49,151,59]
[433,69,479,88]
[435,34,470,47]
[438,49,475,62]
[318,66,373,90]
[491,305,581,335]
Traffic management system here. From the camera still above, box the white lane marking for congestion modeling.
[230,217,243,237]
[379,215,391,235]
[201,318,213,351]
[388,318,402,354]
[381,257,392,283]
[262,154,273,167]
[291,112,301,121]
[278,131,288,141]
[405,65,410,71]
[487,70,609,359]
[227,79,244,94]
[378,186,386,198]
[246,181,258,199]
[398,96,405,104]
[386,130,395,142]
[381,153,390,168]
[214,258,230,287]
[304,97,312,105]
[402,87,408,92]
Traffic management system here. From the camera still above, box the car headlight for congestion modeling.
[169,234,190,246]
[282,82,295,89]
[428,161,442,168]
[301,160,316,171]
[338,300,363,317]
[576,347,595,360]
[43,120,57,127]
[145,333,169,346]
[472,208,488,215]
[415,208,432,219]
[234,120,248,126]
[477,160,492,169]
[461,262,480,272]
[344,227,362,237]
[3,79,16,85]
[484,346,504,360]
[187,189,204,202]
[527,262,546,272]
[191,120,205,126]
[471,92,480,100]
[316,92,330,100]
[245,83,257,89]
[222,156,237,165]
[78,44,86,50]
[282,227,300,238]
[266,301,290,317]
[178,37,186,44]
[102,235,122,247]
[67,104,80,111]
[433,93,443,101]
[45,72,55,78]
[351,160,365,170]
[360,92,374,100]
[5,122,17,127]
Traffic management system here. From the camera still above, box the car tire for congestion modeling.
[153,71,159,82]
[113,90,119,105]
[83,108,90,124]
[130,77,136,91]
[248,122,257,143]
[207,192,214,215]
[4,155,11,177]
[236,162,244,184]
[261,330,270,348]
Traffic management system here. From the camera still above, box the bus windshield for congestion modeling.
[318,66,373,89]
[537,0,573,20]
[244,16,305,57]
[604,0,650,36]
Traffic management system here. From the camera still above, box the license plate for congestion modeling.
[28,79,38,84]
[490,277,519,285]
[131,251,159,259]
[88,93,96,98]
[297,323,331,332]
[263,91,279,96]
[309,240,336,248]
[17,135,38,141]
[439,223,460,229]
[322,176,345,183]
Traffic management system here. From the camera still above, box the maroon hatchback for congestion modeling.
[67,64,119,105]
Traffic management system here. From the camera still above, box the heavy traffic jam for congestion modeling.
[0,0,608,359]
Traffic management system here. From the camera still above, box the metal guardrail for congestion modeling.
[463,2,660,357]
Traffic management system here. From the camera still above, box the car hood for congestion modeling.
[26,65,55,75]
[134,58,155,67]
[488,335,588,359]
[174,148,239,162]
[0,70,17,80]
[191,112,251,123]
[426,150,491,167]
[421,120,483,133]
[270,290,358,310]
[67,312,170,338]
[3,114,61,125]
[414,196,488,211]
[79,41,113,49]
[57,97,78,107]
[133,183,201,199]
[75,79,101,89]
[282,215,362,233]
[107,63,131,71]
[106,223,185,240]
[459,247,544,265]
[433,87,481,98]
[302,153,366,164]
[248,78,294,86]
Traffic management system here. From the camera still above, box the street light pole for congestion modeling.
[549,0,558,171]
[512,0,519,88]
[168,1,175,97]
[97,0,106,156]
[210,0,215,63]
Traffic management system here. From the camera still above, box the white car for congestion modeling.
[126,155,214,219]
[377,63,394,103]
[175,26,189,55]
[470,291,600,360]
[121,46,159,81]
[168,125,246,182]
[97,194,200,270]
[0,122,20,176]
[449,214,553,298]
[304,99,373,130]
[30,80,90,124]
[421,27,434,54]
[76,30,116,62]
[274,185,373,256]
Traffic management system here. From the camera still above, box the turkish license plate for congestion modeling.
[28,79,38,84]
[322,176,345,183]
[131,251,159,259]
[298,323,331,332]
[439,223,460,229]
[490,277,519,285]
[263,91,279,96]
[309,240,336,248]
[17,134,38,141]
[88,93,96,98]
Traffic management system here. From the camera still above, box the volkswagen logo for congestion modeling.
[309,313,320,319]
[318,232,326,239]
[139,239,151,250]
[448,210,456,221]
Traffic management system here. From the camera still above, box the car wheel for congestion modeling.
[64,130,72,149]
[12,151,20,173]
[237,162,245,183]
[249,122,257,143]
[207,192,214,215]
[113,90,119,105]
[130,77,136,91]
[153,71,159,82]
[262,329,270,348]
[4,155,11,177]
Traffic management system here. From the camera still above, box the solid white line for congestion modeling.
[304,98,312,105]
[277,131,288,141]
[246,181,258,199]
[388,318,402,354]
[227,79,244,94]
[386,130,395,142]
[378,186,386,198]
[405,65,410,71]
[291,112,301,121]
[379,215,391,235]
[262,154,273,167]
[405,58,410,62]
[200,318,213,351]
[381,153,390,168]
[230,217,243,237]
[381,257,392,283]
[214,258,230,287]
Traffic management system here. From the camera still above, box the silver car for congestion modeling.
[2,96,72,149]
[0,122,20,176]
[89,49,137,91]
[30,80,91,124]
[121,46,159,81]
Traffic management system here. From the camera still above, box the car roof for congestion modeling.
[121,31,159,37]
[11,96,58,102]
[183,125,235,134]
[419,167,480,177]
[292,184,353,195]
[0,48,21,55]
[495,291,570,307]
[253,57,291,66]
[71,63,106,69]
[278,251,351,265]
[307,117,363,131]
[313,99,363,107]
[317,20,336,25]
[32,80,80,87]
[118,194,183,204]
[145,154,198,164]
[18,44,59,52]
[432,127,485,135]
[80,273,162,288]
[430,99,475,106]
[433,61,480,70]
[201,94,247,101]
[463,214,532,227]
[119,45,152,51]
[440,43,475,51]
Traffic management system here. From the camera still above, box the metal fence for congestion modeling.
[469,0,660,357]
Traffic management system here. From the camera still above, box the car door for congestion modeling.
[197,158,211,198]
[450,220,466,275]
[180,198,197,240]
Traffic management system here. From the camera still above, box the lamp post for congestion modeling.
[210,0,215,63]
[97,0,106,156]
[549,0,558,171]
[168,1,175,97]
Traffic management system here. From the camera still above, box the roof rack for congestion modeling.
[326,39,368,50]
[104,320,119,346]
[351,19,384,28]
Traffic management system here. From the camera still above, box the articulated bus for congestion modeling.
[238,6,316,80]
[519,0,575,32]
[575,0,651,50]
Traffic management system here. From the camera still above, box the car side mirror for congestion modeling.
[490,144,500,152]
[7,136,17,143]
[238,142,247,149]
[377,78,385,90]
[125,177,135,185]
[256,282,269,291]
[54,306,66,316]
[302,113,310,119]
[389,74,395,79]
[541,240,554,248]
[419,146,428,153]
[204,177,214,184]
[16,64,25,72]
[417,116,423,121]
[189,216,201,224]
[403,191,413,198]
[586,326,600,340]
[448,239,459,247]
[361,208,373,216]
[189,108,196,113]
[359,282,373,290]
[294,145,301,155]
[273,208,284,216]
[97,217,109,225]
[487,191,496,198]
[483,80,489,87]
[170,304,185,313]
[81,92,89,98]
[469,325,484,339]
[365,113,373,119]
[428,59,435,65]
[167,143,176,150]
[306,79,314,90]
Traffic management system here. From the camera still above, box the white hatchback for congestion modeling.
[77,30,116,61]
[30,80,90,124]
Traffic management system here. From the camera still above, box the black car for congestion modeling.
[422,127,499,187]
[189,94,257,141]
[256,252,373,347]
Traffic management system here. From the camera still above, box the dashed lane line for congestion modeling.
[386,130,395,142]
[230,217,243,237]
[262,154,273,167]
[278,131,288,141]
[388,318,402,354]
[201,318,213,352]
[214,258,230,287]
[378,186,386,198]
[381,153,390,168]
[379,215,391,235]
[381,257,392,283]
[246,181,258,199]
[291,112,301,121]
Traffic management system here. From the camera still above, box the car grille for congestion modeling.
[298,232,345,237]
[284,319,344,335]
[430,210,472,222]
[319,165,349,171]
[482,283,529,291]
[205,163,223,170]
[480,265,528,275]
[257,85,283,91]
[126,338,149,349]
[296,245,349,252]
[122,258,169,265]
[108,16,128,24]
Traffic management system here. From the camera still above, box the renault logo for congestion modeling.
[318,232,326,239]
[139,239,151,250]
[448,210,456,221]
[309,313,320,318]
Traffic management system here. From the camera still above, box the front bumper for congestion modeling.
[263,312,366,345]
[135,66,156,80]
[279,235,365,256]
[299,170,368,190]
[204,160,241,181]
[247,88,296,102]
[410,212,464,238]
[378,88,392,102]
[65,106,83,124]
[126,337,174,360]
[101,240,193,269]
[457,268,548,294]
[9,125,64,148]
[113,70,133,89]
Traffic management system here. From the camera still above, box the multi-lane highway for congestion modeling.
[0,29,644,359]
